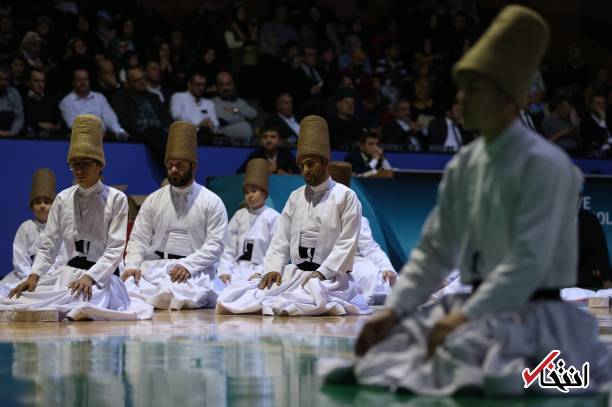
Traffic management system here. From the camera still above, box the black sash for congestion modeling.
[72,240,119,276]
[471,280,560,301]
[297,246,320,271]
[155,251,186,260]
[238,242,254,261]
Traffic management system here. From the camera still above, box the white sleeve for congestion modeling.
[318,191,362,279]
[12,223,34,277]
[100,94,123,134]
[124,197,155,270]
[358,218,395,272]
[460,157,581,319]
[208,102,220,128]
[59,97,77,129]
[217,212,241,277]
[170,93,185,122]
[263,196,294,274]
[31,199,64,277]
[84,193,128,284]
[385,164,460,317]
[178,196,228,275]
[225,30,244,50]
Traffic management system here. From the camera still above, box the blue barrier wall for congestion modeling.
[1,138,611,275]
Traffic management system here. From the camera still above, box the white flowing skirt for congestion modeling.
[217,264,371,316]
[124,259,224,310]
[351,256,392,305]
[348,294,612,396]
[0,266,153,321]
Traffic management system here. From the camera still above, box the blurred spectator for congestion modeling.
[340,48,373,97]
[189,46,222,93]
[59,69,125,137]
[428,97,472,152]
[118,50,140,84]
[236,126,299,174]
[319,45,340,96]
[212,71,257,144]
[170,72,219,137]
[374,42,407,89]
[72,14,106,57]
[19,31,45,69]
[21,68,61,137]
[264,92,300,143]
[112,66,170,164]
[9,55,26,93]
[561,43,589,93]
[0,14,18,63]
[261,5,298,47]
[0,65,23,136]
[541,91,581,155]
[581,93,611,157]
[93,59,121,102]
[327,89,367,149]
[290,46,323,116]
[382,99,426,151]
[299,6,340,51]
[410,77,436,120]
[224,4,259,75]
[62,37,97,90]
[145,60,171,105]
[344,132,392,175]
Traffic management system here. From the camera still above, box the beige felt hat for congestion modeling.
[67,114,105,165]
[29,168,56,207]
[165,121,197,164]
[452,5,549,106]
[296,115,331,161]
[243,158,270,193]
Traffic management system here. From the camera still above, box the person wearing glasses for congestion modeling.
[122,121,228,310]
[216,116,370,316]
[1,114,153,321]
[1,169,68,288]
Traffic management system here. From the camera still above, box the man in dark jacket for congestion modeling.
[237,126,299,174]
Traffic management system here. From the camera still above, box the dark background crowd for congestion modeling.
[0,0,611,163]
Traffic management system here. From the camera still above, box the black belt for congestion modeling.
[296,261,321,272]
[155,251,186,260]
[75,240,90,254]
[238,242,254,261]
[471,281,561,301]
[67,256,120,277]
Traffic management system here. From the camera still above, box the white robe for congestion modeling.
[333,119,612,394]
[218,177,371,316]
[0,182,153,321]
[124,182,228,310]
[1,219,68,287]
[217,205,280,282]
[351,216,396,305]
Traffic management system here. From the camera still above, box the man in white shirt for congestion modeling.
[170,72,219,134]
[145,60,170,106]
[59,69,127,139]
[350,6,612,395]
[1,114,151,321]
[122,121,228,310]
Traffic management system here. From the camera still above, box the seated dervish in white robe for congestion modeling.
[123,121,228,310]
[327,161,397,305]
[217,159,280,285]
[216,116,371,316]
[2,169,68,288]
[328,7,612,396]
[0,115,153,321]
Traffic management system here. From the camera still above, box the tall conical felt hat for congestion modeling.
[243,158,270,193]
[29,168,56,207]
[452,5,549,106]
[165,121,197,164]
[296,115,331,161]
[328,161,352,188]
[67,114,105,165]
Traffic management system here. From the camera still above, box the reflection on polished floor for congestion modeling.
[0,309,610,406]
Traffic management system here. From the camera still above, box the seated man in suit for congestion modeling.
[382,99,426,151]
[345,132,392,176]
[236,126,299,175]
[427,97,473,152]
[263,92,300,144]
